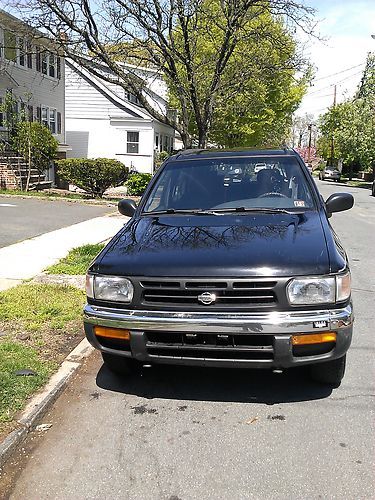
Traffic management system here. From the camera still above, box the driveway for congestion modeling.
[1,181,374,499]
[0,197,115,248]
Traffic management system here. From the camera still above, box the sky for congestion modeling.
[297,0,375,119]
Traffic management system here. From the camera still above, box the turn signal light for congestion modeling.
[94,326,130,340]
[291,332,336,345]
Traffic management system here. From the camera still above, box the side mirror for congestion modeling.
[118,199,137,217]
[325,193,354,217]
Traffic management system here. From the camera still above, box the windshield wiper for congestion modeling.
[142,207,305,216]
[142,208,219,216]
[205,207,305,215]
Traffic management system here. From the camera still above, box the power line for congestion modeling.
[312,62,365,82]
[307,70,364,97]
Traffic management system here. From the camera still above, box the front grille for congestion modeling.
[145,331,274,361]
[139,279,278,309]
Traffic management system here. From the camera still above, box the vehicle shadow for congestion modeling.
[96,363,332,404]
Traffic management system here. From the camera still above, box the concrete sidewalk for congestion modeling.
[0,213,127,291]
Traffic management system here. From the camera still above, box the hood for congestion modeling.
[94,212,331,277]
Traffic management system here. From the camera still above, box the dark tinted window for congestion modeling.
[143,156,315,212]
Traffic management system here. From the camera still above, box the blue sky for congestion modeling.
[297,0,375,117]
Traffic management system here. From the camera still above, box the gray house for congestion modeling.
[0,9,67,153]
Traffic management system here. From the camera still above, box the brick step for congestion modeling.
[28,180,53,190]
[13,169,40,176]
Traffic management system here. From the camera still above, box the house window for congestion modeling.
[36,46,41,72]
[26,41,33,69]
[127,131,139,154]
[41,106,49,127]
[49,108,56,133]
[18,37,25,66]
[155,133,159,149]
[126,92,140,105]
[4,30,17,62]
[40,106,59,133]
[41,51,48,75]
[49,53,56,77]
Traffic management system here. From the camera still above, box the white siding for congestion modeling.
[65,63,175,174]
[66,117,155,173]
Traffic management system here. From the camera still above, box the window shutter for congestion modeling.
[57,112,62,134]
[57,57,61,79]
[36,106,41,122]
[36,46,41,72]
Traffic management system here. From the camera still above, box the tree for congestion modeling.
[169,5,311,148]
[12,0,315,148]
[317,53,375,177]
[12,122,58,190]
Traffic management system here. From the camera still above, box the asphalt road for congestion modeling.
[0,197,115,248]
[1,180,374,500]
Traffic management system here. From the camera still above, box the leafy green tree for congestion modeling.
[318,53,375,177]
[12,122,58,190]
[15,0,315,148]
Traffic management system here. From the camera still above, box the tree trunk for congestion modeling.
[25,129,32,191]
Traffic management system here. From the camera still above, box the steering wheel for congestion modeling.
[258,192,289,199]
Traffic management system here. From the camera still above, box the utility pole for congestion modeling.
[330,85,337,166]
[307,123,313,164]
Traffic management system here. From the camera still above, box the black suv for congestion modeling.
[84,149,354,387]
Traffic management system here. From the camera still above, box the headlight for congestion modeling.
[287,272,351,305]
[86,275,134,303]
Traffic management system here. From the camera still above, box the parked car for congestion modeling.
[372,179,375,197]
[84,148,354,387]
[319,166,341,182]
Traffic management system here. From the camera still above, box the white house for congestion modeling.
[0,9,67,155]
[65,60,176,173]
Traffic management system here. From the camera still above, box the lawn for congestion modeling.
[45,243,105,275]
[0,283,85,436]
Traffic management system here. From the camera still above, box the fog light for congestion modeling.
[292,332,336,345]
[94,326,130,340]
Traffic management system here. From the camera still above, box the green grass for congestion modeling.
[0,342,55,425]
[0,283,85,332]
[0,283,85,430]
[45,243,105,275]
[0,189,86,200]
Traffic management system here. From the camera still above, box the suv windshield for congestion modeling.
[143,156,315,213]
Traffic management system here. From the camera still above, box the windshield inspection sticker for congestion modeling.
[294,200,305,207]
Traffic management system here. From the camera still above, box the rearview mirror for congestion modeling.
[325,193,354,217]
[118,199,137,217]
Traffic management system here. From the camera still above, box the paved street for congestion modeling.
[1,180,374,500]
[0,197,115,248]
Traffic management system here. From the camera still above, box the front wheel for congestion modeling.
[310,355,346,387]
[102,352,140,375]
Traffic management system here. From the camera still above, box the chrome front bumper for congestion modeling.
[84,304,353,334]
[84,304,353,369]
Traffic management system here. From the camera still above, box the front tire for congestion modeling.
[310,355,346,387]
[102,353,140,375]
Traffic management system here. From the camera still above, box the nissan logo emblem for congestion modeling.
[198,292,217,305]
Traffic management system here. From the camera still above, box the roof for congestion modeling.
[171,148,298,161]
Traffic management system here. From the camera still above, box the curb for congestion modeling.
[0,338,94,469]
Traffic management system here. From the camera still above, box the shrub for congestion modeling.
[125,173,152,195]
[155,151,170,170]
[57,158,129,198]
